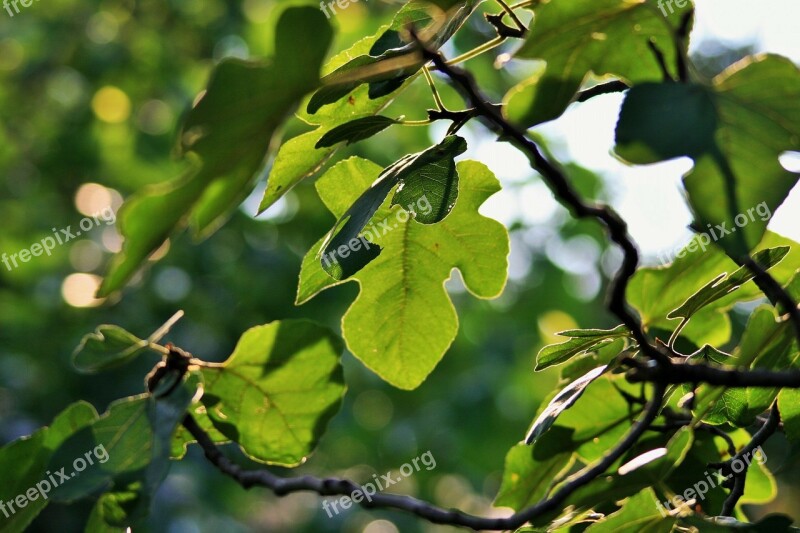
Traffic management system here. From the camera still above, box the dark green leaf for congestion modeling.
[72,325,151,374]
[494,428,575,510]
[306,0,481,113]
[505,0,692,126]
[99,6,333,296]
[315,116,399,148]
[0,402,98,533]
[615,55,800,259]
[319,135,467,279]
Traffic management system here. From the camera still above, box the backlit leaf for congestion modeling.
[297,160,509,389]
[99,6,333,296]
[201,320,346,466]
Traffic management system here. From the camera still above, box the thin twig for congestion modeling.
[575,80,630,102]
[717,404,781,515]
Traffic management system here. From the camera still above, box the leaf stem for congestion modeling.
[422,65,448,111]
[444,36,506,67]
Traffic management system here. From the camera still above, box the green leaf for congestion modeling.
[259,0,481,214]
[315,116,399,148]
[668,247,788,322]
[584,488,676,532]
[536,325,629,370]
[306,0,481,114]
[298,160,509,389]
[546,377,640,463]
[615,55,800,259]
[697,299,798,426]
[505,0,692,127]
[525,366,608,445]
[556,426,693,526]
[86,487,140,533]
[257,126,338,214]
[258,26,414,214]
[170,402,229,459]
[72,325,151,374]
[99,6,333,296]
[627,232,800,347]
[778,389,800,443]
[48,375,199,508]
[318,135,467,279]
[0,402,98,533]
[494,428,575,510]
[201,320,346,466]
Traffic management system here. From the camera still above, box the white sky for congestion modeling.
[474,0,800,262]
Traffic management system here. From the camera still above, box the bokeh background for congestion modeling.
[1,0,799,531]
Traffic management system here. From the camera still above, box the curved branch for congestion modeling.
[182,381,666,531]
[410,29,670,366]
[715,403,781,515]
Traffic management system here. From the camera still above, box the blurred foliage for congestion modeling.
[1,0,799,532]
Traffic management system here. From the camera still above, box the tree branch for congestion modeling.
[410,29,671,366]
[182,382,666,531]
[716,403,781,515]
[626,359,800,388]
[575,80,630,102]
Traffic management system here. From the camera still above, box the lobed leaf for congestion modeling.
[298,160,509,389]
[318,135,467,279]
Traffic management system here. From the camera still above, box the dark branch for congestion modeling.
[718,404,781,515]
[576,80,630,102]
[647,39,674,82]
[626,359,800,388]
[411,29,670,366]
[675,9,694,82]
[182,382,667,531]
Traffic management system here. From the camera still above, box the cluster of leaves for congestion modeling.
[1,318,345,532]
[4,0,800,531]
